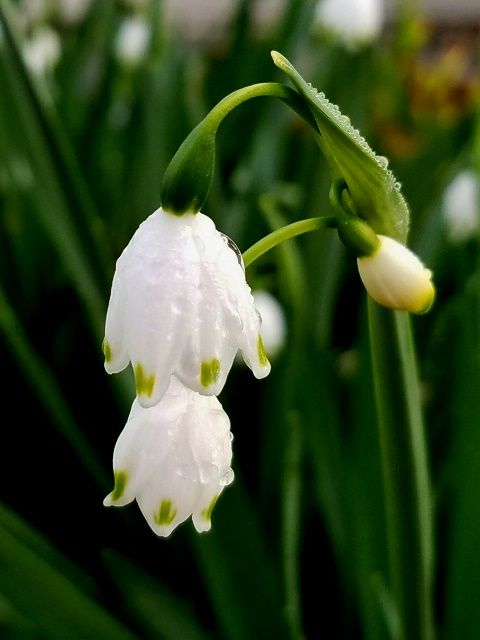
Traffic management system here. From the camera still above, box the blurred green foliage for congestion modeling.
[0,0,479,638]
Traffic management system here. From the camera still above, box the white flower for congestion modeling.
[103,376,234,537]
[104,207,270,407]
[357,235,435,313]
[314,0,384,48]
[56,0,91,26]
[253,290,286,358]
[22,26,61,76]
[442,170,479,243]
[114,16,151,67]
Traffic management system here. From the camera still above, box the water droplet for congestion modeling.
[377,155,389,169]
[218,469,234,486]
[220,233,244,269]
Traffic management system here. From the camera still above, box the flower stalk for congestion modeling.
[368,301,434,640]
[160,82,316,215]
[243,216,336,268]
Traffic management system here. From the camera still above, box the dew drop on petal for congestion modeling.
[220,233,244,269]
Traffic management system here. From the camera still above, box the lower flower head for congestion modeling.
[357,235,435,314]
[103,376,234,537]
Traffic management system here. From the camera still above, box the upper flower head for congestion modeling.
[103,376,234,537]
[357,235,435,314]
[104,207,270,407]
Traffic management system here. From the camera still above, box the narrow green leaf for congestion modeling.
[192,480,286,640]
[271,51,409,242]
[368,302,434,640]
[103,550,213,640]
[0,283,108,488]
[281,412,304,640]
[444,274,480,637]
[0,502,94,594]
[0,518,137,640]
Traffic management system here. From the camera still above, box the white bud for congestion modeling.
[314,0,384,49]
[442,170,479,243]
[357,235,435,314]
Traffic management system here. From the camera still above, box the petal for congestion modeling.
[104,270,130,374]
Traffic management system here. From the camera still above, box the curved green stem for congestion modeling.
[243,216,336,268]
[207,82,306,124]
[161,82,317,215]
[368,301,434,640]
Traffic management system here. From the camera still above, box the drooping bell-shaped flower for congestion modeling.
[104,207,270,407]
[357,235,435,314]
[103,376,234,537]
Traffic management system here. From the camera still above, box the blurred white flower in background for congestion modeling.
[357,235,435,314]
[56,0,91,26]
[253,290,287,359]
[442,170,479,243]
[16,0,49,31]
[314,0,385,49]
[104,376,234,537]
[114,15,151,67]
[22,26,61,75]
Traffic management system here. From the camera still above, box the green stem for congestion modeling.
[282,412,305,640]
[161,82,317,214]
[368,301,434,640]
[206,82,317,129]
[243,216,336,268]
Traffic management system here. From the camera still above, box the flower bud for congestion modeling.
[357,235,435,314]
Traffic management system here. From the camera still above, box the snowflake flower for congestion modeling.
[103,376,234,537]
[104,208,270,407]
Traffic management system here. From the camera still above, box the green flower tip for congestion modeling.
[134,362,155,398]
[257,335,269,367]
[201,495,219,523]
[111,470,128,502]
[102,339,112,363]
[154,499,177,526]
[200,358,221,388]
